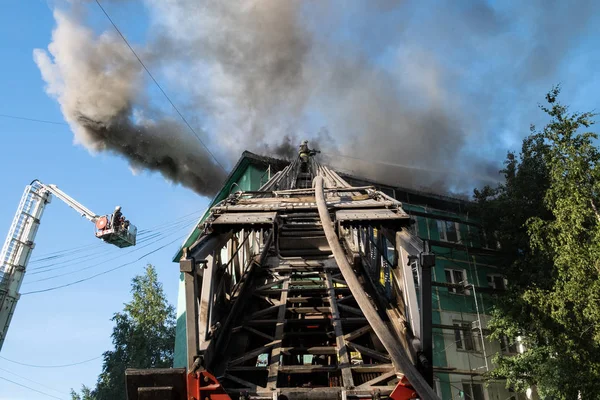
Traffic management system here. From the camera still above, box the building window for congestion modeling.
[500,335,519,354]
[437,220,460,242]
[453,321,478,351]
[480,230,500,250]
[461,382,485,400]
[445,269,469,295]
[487,274,507,290]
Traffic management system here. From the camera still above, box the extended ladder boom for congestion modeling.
[0,181,50,352]
[41,182,100,222]
[126,142,439,400]
[0,180,135,353]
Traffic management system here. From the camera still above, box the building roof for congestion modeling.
[172,151,289,262]
[173,150,471,262]
[339,171,470,204]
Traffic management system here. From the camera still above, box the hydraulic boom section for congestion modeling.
[0,180,137,352]
[126,142,440,400]
[36,181,137,248]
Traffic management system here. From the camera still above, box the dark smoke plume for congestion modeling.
[268,136,296,160]
[77,114,225,194]
[34,8,225,196]
[35,1,600,196]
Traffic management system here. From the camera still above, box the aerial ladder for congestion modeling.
[126,143,440,400]
[0,180,137,352]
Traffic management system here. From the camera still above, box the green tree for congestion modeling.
[71,264,176,400]
[70,386,93,400]
[475,87,600,398]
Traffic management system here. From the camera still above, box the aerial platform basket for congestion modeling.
[95,215,137,248]
[1,180,138,353]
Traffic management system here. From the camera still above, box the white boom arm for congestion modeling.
[0,180,102,352]
[42,183,100,222]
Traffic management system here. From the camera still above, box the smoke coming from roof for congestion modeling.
[35,1,599,195]
[34,8,225,195]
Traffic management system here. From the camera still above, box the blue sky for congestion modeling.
[0,2,208,399]
[1,0,600,399]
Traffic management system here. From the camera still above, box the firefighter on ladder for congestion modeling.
[111,206,123,231]
[298,140,319,172]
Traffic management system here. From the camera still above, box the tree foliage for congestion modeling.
[475,87,600,398]
[71,264,176,400]
[70,386,93,400]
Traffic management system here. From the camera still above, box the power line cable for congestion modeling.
[0,113,68,126]
[322,151,502,184]
[27,219,195,274]
[30,229,163,264]
[0,375,65,399]
[0,366,68,396]
[28,210,203,268]
[136,208,205,234]
[21,233,187,295]
[24,221,195,284]
[25,230,190,284]
[23,210,206,285]
[23,219,197,278]
[30,229,167,267]
[28,207,205,261]
[0,355,101,368]
[323,151,440,174]
[94,0,227,174]
[30,208,203,261]
[28,233,160,273]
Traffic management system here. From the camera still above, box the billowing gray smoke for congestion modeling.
[34,8,225,196]
[35,1,599,195]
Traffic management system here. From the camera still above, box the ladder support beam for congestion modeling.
[314,175,438,400]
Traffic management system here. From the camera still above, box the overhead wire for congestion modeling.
[29,208,204,263]
[27,218,196,275]
[321,151,503,184]
[323,151,440,174]
[21,232,188,295]
[0,375,65,400]
[0,355,101,368]
[0,113,69,126]
[93,0,227,174]
[29,230,167,270]
[20,205,208,292]
[25,232,190,285]
[136,208,206,234]
[28,243,106,264]
[23,219,197,284]
[0,366,69,396]
[27,208,205,270]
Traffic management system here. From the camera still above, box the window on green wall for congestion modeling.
[445,268,469,295]
[437,220,460,242]
[454,322,476,351]
[461,382,485,400]
[480,230,500,250]
[487,274,507,290]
